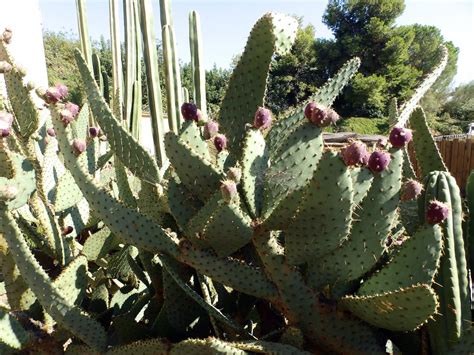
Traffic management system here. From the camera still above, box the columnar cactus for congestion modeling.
[0,6,472,355]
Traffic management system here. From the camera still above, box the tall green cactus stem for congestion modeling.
[218,13,298,158]
[139,0,167,166]
[466,171,474,284]
[75,0,93,69]
[109,0,123,120]
[421,171,471,352]
[189,11,207,116]
[0,206,107,351]
[131,0,143,139]
[409,107,446,177]
[92,53,104,96]
[160,0,183,132]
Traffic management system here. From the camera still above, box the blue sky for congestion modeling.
[39,0,473,86]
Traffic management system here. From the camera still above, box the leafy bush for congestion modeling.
[338,116,390,135]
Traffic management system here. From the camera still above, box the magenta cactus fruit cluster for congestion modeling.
[65,102,79,117]
[220,180,238,203]
[0,61,12,73]
[89,127,100,138]
[213,134,227,152]
[389,127,413,148]
[203,120,219,139]
[401,179,423,201]
[341,141,370,167]
[426,200,449,224]
[0,111,13,138]
[45,84,69,104]
[304,102,340,127]
[253,107,272,130]
[72,139,86,155]
[368,151,391,173]
[181,102,199,121]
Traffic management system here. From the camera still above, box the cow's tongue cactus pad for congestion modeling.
[0,9,471,355]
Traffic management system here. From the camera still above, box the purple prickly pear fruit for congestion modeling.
[389,127,413,148]
[44,86,62,104]
[325,108,340,125]
[214,134,227,152]
[2,28,12,44]
[181,102,199,121]
[203,120,219,139]
[0,111,13,138]
[60,109,75,125]
[61,226,74,236]
[65,102,79,118]
[426,200,449,225]
[220,180,238,203]
[0,185,18,201]
[401,179,423,201]
[46,127,56,137]
[304,102,318,120]
[227,167,242,183]
[305,102,340,127]
[89,127,100,138]
[341,141,370,167]
[0,61,12,73]
[72,139,86,155]
[368,151,391,173]
[253,107,273,130]
[56,84,68,100]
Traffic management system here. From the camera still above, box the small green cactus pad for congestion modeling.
[358,225,443,296]
[307,148,403,293]
[0,309,30,350]
[88,283,109,315]
[0,42,40,138]
[42,136,63,198]
[241,128,268,217]
[71,102,89,141]
[351,167,373,206]
[218,13,298,158]
[450,327,474,354]
[161,256,243,332]
[409,107,446,177]
[53,171,84,212]
[82,227,118,261]
[168,176,203,232]
[0,153,35,210]
[285,151,353,264]
[340,284,438,332]
[179,121,211,162]
[165,131,222,202]
[107,245,139,286]
[53,255,88,305]
[0,207,107,351]
[178,242,279,300]
[52,111,179,257]
[75,50,161,184]
[262,122,323,226]
[186,192,253,257]
[268,57,360,152]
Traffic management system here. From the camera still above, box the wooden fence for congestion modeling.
[409,137,474,192]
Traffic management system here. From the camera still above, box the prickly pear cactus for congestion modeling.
[0,9,472,355]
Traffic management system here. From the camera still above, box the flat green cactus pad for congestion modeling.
[186,192,253,257]
[351,167,373,206]
[241,128,268,218]
[167,176,203,232]
[285,151,353,264]
[53,255,88,305]
[170,337,247,355]
[358,224,443,296]
[307,148,403,293]
[0,309,30,350]
[268,57,360,153]
[218,13,298,158]
[409,107,446,177]
[179,121,211,162]
[75,50,161,185]
[53,171,84,212]
[1,253,36,311]
[165,131,222,202]
[263,122,323,227]
[341,284,438,332]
